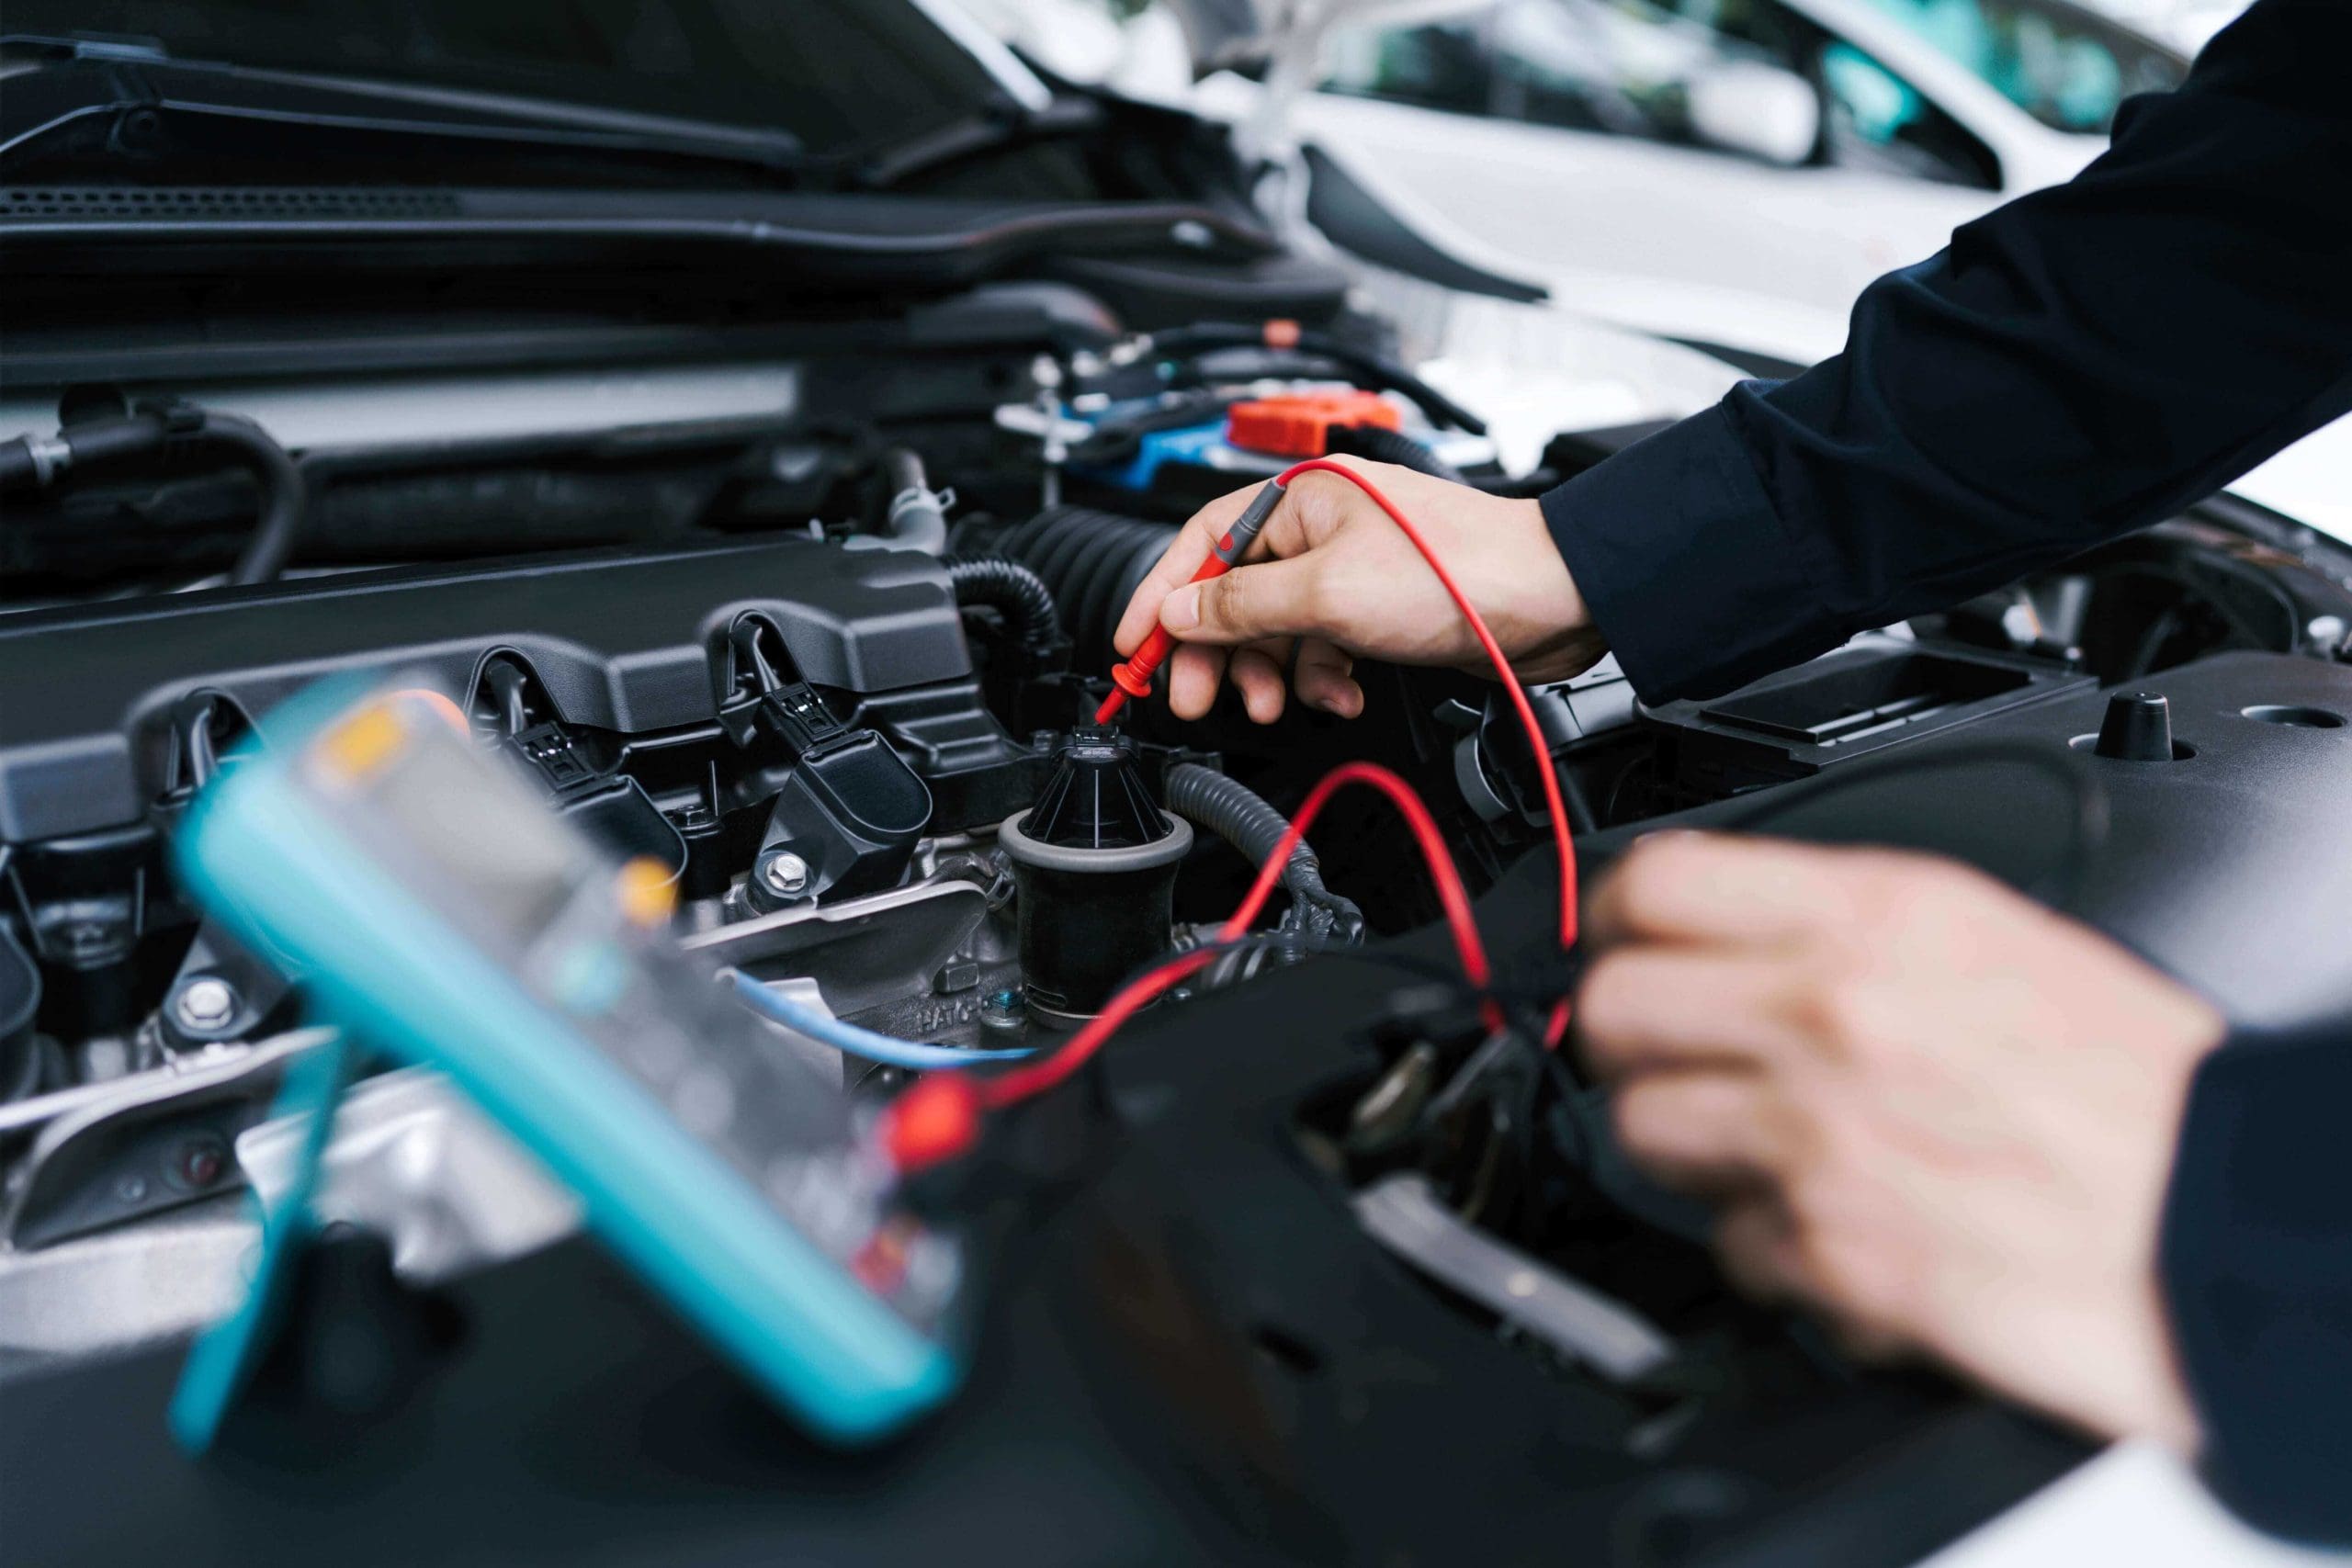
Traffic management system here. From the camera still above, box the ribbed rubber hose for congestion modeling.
[1164,762,1363,942]
[1325,423,1469,486]
[982,505,1179,670]
[943,556,1059,649]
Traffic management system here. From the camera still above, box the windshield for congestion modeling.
[5,0,1019,155]
[1849,0,2187,134]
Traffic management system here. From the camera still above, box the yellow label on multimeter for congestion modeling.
[315,701,409,783]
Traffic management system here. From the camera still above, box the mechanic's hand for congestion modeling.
[1110,456,1603,722]
[1575,832,2225,1452]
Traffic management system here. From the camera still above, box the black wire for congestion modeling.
[1602,752,1656,829]
[1135,931,1470,1000]
[0,404,305,584]
[1114,931,1573,1050]
[1140,323,1487,434]
[1323,424,1470,485]
[198,412,306,585]
[2124,606,2185,680]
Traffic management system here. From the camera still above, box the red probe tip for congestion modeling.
[1091,479,1284,730]
[879,1073,983,1174]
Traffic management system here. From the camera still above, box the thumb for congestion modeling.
[1161,555,1328,647]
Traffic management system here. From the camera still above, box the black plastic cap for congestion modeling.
[2095,691,2175,761]
[1024,727,1172,850]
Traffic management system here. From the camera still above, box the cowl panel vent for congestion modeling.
[1,186,462,220]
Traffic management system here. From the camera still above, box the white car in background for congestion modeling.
[984,0,2345,531]
[1289,0,2185,372]
[1279,0,2343,527]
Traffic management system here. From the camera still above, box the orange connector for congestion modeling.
[1225,389,1401,460]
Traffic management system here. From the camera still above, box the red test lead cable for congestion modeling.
[876,759,1493,1167]
[1098,459,1578,993]
[888,457,1589,1162]
[1268,459,1580,993]
[1012,440,1626,1098]
[1095,479,1287,725]
[978,760,1496,1111]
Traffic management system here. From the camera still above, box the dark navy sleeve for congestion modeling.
[2162,1027,2352,1543]
[1540,0,2352,704]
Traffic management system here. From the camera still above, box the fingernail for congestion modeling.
[1162,585,1201,632]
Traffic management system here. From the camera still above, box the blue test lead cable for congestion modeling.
[727,971,1035,1070]
[170,1031,358,1454]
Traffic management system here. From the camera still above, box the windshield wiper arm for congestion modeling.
[845,96,1102,190]
[0,36,808,177]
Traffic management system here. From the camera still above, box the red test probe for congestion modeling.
[878,459,1589,1171]
[1093,478,1287,725]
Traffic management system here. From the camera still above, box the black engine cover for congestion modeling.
[1605,650,2352,1038]
[0,539,975,843]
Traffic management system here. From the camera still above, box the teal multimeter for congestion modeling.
[173,681,967,1445]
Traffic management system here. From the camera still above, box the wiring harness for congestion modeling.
[877,459,1585,1171]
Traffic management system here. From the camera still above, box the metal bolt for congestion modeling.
[174,976,239,1032]
[762,853,810,897]
[175,1136,228,1190]
[978,989,1023,1034]
[115,106,164,152]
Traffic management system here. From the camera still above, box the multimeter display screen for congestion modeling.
[368,734,582,938]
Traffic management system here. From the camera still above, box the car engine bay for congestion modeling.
[6,279,2352,1565]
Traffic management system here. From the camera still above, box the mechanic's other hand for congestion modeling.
[1575,833,2224,1452]
[1110,457,1602,722]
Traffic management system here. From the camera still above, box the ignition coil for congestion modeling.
[997,728,1192,1023]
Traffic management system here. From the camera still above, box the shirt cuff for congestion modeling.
[1537,400,1847,705]
[2160,1031,2352,1544]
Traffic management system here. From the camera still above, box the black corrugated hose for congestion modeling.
[944,556,1061,649]
[978,505,1180,670]
[0,404,304,584]
[1164,762,1364,943]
